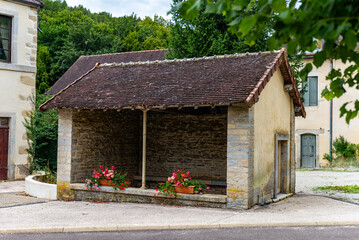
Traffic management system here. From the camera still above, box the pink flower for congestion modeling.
[85,187,88,190]
[100,165,103,170]
[200,193,202,195]
[111,166,115,170]
[97,187,99,190]
[195,191,198,194]
[206,187,210,190]
[199,187,202,190]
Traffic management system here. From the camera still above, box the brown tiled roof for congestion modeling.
[46,49,168,95]
[40,49,305,117]
[14,0,44,7]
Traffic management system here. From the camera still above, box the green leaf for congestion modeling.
[239,15,257,35]
[344,30,358,50]
[339,103,348,117]
[313,51,327,68]
[322,86,335,101]
[271,0,287,13]
[278,10,289,21]
[287,40,298,55]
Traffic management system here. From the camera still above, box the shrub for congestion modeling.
[23,94,58,173]
[333,136,357,159]
[323,136,359,167]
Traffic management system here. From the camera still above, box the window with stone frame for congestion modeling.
[303,76,318,106]
[0,15,11,63]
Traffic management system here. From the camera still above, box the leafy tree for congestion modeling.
[37,0,170,94]
[177,0,359,123]
[24,95,58,173]
[167,0,269,59]
[36,45,54,93]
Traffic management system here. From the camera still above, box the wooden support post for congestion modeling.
[141,109,148,189]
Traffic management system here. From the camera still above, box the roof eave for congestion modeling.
[245,48,306,118]
[8,0,44,8]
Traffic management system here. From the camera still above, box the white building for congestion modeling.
[0,0,42,180]
[296,56,359,168]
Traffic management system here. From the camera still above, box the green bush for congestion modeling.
[324,136,359,167]
[23,94,58,173]
[332,135,357,159]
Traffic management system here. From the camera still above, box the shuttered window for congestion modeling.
[303,76,318,106]
[0,15,11,63]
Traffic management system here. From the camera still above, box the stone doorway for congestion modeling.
[274,134,290,199]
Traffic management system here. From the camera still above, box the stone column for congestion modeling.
[57,109,73,200]
[226,104,254,209]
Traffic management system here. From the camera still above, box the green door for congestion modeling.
[301,134,316,168]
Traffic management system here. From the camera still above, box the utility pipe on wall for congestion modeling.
[141,109,148,189]
[329,59,333,163]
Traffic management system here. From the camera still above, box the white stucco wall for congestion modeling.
[295,59,359,167]
[0,0,37,179]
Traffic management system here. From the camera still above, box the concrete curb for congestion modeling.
[1,221,359,234]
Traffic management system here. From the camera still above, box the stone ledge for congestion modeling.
[0,62,36,73]
[70,183,227,204]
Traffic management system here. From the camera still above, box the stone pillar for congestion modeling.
[226,105,254,209]
[57,110,73,200]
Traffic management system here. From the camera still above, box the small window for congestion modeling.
[0,15,11,63]
[0,118,9,127]
[303,76,318,106]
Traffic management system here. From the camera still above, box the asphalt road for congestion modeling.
[1,226,359,240]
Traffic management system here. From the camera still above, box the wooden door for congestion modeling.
[0,127,9,180]
[301,134,316,168]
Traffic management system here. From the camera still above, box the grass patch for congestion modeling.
[313,185,359,193]
[296,169,359,172]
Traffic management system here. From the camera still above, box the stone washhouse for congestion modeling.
[40,49,305,209]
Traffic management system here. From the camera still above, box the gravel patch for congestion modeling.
[296,170,359,204]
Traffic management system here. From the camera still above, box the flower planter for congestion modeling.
[99,179,114,186]
[174,186,195,194]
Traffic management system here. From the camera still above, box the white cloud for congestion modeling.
[65,0,173,19]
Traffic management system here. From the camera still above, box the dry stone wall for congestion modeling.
[145,110,227,181]
[71,110,141,182]
[68,108,227,185]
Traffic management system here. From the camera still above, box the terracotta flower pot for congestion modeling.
[174,186,195,194]
[99,179,114,186]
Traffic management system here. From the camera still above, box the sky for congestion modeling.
[65,0,173,19]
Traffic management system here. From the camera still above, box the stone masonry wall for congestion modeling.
[71,110,141,182]
[145,110,227,181]
[26,7,38,67]
[226,104,254,209]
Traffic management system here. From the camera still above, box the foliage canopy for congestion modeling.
[167,0,269,59]
[37,0,170,94]
[176,0,359,123]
